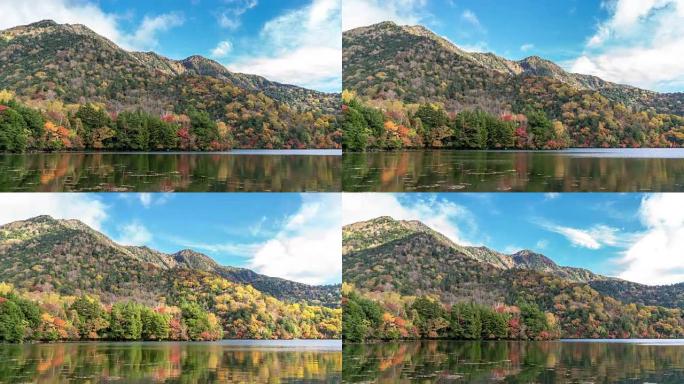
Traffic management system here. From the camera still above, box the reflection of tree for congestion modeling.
[0,342,341,383]
[342,151,684,192]
[0,153,341,192]
[342,340,684,383]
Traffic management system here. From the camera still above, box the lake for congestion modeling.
[0,339,341,383]
[343,149,684,192]
[343,339,684,383]
[0,150,341,192]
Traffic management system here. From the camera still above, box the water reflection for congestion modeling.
[0,341,341,383]
[343,340,684,383]
[343,150,684,192]
[0,151,341,192]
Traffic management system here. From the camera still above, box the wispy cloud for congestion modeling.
[618,194,684,285]
[227,0,341,91]
[170,238,261,257]
[538,220,620,250]
[0,194,108,231]
[210,40,233,58]
[569,0,684,91]
[342,0,429,31]
[343,193,477,246]
[248,194,341,285]
[216,0,258,29]
[115,221,152,246]
[0,1,185,52]
[461,9,484,32]
[520,43,535,52]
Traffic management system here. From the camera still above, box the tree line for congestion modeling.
[0,90,341,153]
[0,282,222,343]
[342,93,569,151]
[342,284,559,342]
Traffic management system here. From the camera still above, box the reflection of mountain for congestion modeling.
[344,217,684,339]
[342,151,684,192]
[0,342,341,382]
[0,215,340,307]
[0,152,341,192]
[343,340,684,383]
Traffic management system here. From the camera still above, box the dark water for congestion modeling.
[343,339,684,383]
[0,339,341,383]
[343,149,684,192]
[0,150,341,192]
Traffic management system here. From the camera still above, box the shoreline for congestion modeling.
[1,149,343,155]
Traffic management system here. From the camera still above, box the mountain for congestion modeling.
[0,215,340,308]
[343,216,684,339]
[0,20,341,151]
[343,216,601,284]
[342,21,684,150]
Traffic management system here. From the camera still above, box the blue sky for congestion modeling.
[343,0,684,92]
[0,193,342,285]
[0,0,341,92]
[343,193,684,286]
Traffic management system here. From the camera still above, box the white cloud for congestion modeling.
[0,0,184,51]
[211,40,233,58]
[121,12,184,50]
[458,41,489,53]
[544,192,560,200]
[342,193,476,246]
[123,193,171,208]
[139,193,153,208]
[540,222,619,250]
[503,245,523,254]
[115,221,152,246]
[461,9,483,31]
[520,43,535,52]
[0,193,107,231]
[227,0,341,91]
[536,239,549,250]
[248,194,341,285]
[569,0,684,91]
[216,0,258,29]
[342,0,428,31]
[618,194,684,285]
[171,239,261,257]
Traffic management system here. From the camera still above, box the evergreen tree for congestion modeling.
[0,300,26,342]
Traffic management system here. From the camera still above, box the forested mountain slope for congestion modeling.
[0,20,341,151]
[342,21,684,150]
[343,216,684,341]
[0,215,341,342]
[0,215,340,307]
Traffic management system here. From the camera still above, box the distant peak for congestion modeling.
[512,249,557,267]
[27,20,58,28]
[28,214,57,222]
[375,21,398,28]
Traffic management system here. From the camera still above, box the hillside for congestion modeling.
[342,21,684,150]
[0,20,341,152]
[0,215,341,341]
[343,216,684,341]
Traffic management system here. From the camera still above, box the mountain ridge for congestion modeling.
[342,21,684,150]
[345,21,653,95]
[343,216,606,282]
[0,215,340,307]
[0,19,341,151]
[343,216,684,339]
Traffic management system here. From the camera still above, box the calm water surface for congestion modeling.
[0,150,341,192]
[343,149,684,192]
[0,339,341,383]
[343,339,684,383]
